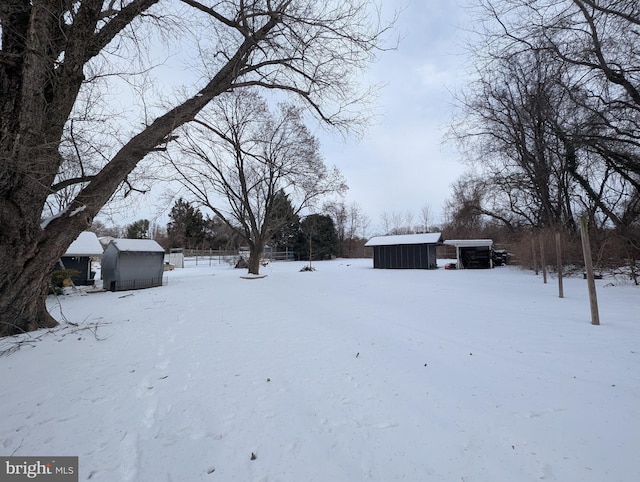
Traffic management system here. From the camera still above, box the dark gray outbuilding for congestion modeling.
[101,239,165,291]
[365,233,443,269]
[60,231,104,286]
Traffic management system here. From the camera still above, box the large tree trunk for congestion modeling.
[0,197,94,337]
[0,265,58,336]
[247,241,264,275]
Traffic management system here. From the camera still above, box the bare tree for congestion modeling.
[89,220,124,238]
[390,211,405,234]
[378,209,415,235]
[452,0,640,234]
[170,90,346,275]
[344,202,369,257]
[324,200,348,257]
[0,0,390,336]
[360,209,372,240]
[442,176,489,238]
[324,200,371,257]
[453,45,579,230]
[419,204,432,233]
[404,210,415,234]
[379,211,392,235]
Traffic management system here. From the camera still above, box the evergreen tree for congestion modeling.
[166,199,207,248]
[269,190,300,252]
[204,215,239,250]
[126,219,150,239]
[296,214,338,261]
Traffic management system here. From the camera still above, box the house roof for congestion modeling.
[64,231,104,257]
[443,239,493,248]
[364,232,443,247]
[108,239,165,253]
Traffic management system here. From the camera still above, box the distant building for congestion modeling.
[60,231,103,286]
[101,239,165,291]
[443,239,494,269]
[364,233,442,269]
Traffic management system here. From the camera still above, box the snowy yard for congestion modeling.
[1,258,638,482]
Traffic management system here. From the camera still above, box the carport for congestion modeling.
[443,239,494,269]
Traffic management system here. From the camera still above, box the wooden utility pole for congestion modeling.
[579,216,600,325]
[556,231,563,298]
[539,234,547,284]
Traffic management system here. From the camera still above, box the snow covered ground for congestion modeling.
[1,258,638,482]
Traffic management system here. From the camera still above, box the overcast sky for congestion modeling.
[319,0,473,233]
[105,0,474,235]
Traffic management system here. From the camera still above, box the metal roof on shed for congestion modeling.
[365,232,443,247]
[443,239,493,248]
[108,239,165,253]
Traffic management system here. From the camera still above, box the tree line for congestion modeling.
[93,196,372,263]
[444,0,640,277]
